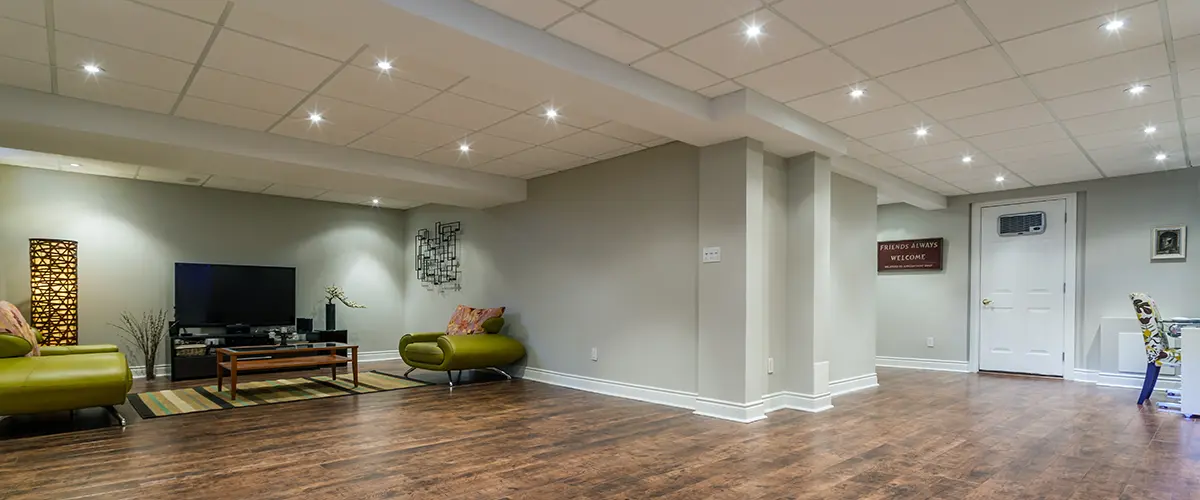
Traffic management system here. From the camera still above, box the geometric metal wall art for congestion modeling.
[29,238,79,346]
[415,221,461,291]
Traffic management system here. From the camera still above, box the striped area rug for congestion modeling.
[127,370,428,419]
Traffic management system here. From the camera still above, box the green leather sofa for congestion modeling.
[399,317,525,386]
[0,334,133,425]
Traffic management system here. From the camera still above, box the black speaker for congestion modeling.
[297,317,313,333]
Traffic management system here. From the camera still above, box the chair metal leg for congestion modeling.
[403,367,416,379]
[104,406,126,427]
[486,367,513,380]
[447,371,454,387]
[455,370,463,385]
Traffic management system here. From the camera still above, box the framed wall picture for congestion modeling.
[1151,225,1186,261]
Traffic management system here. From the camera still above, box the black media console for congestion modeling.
[169,330,349,381]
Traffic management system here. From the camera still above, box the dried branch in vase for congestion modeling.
[111,309,168,380]
[324,285,366,309]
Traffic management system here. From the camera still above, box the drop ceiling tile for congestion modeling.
[525,104,608,129]
[585,0,758,47]
[937,167,1030,192]
[417,146,495,169]
[205,30,340,90]
[1186,97,1200,118]
[175,96,280,131]
[864,153,906,169]
[54,0,211,62]
[297,96,398,134]
[548,13,657,64]
[473,158,546,178]
[57,68,177,113]
[864,128,957,153]
[348,133,438,158]
[351,52,466,90]
[946,103,1054,137]
[507,146,588,169]
[697,80,742,98]
[1024,45,1170,99]
[774,0,952,45]
[0,17,47,63]
[545,130,632,157]
[846,140,882,158]
[270,118,367,146]
[1061,101,1179,136]
[1177,35,1200,72]
[971,123,1069,151]
[135,0,226,23]
[1089,138,1187,176]
[1001,3,1164,75]
[262,184,327,199]
[1017,167,1103,186]
[736,50,865,102]
[375,115,471,146]
[482,114,581,144]
[966,0,1147,42]
[878,47,1016,101]
[203,176,272,193]
[409,93,517,131]
[918,79,1039,122]
[1169,0,1200,39]
[461,133,534,157]
[186,68,307,114]
[473,0,574,29]
[632,52,725,91]
[987,139,1081,164]
[591,122,661,144]
[833,6,988,76]
[644,137,673,147]
[594,144,646,160]
[671,10,820,78]
[0,0,45,25]
[449,77,546,111]
[62,159,140,179]
[1003,151,1101,185]
[0,55,50,92]
[56,33,192,93]
[889,166,970,192]
[318,65,440,114]
[1045,75,1175,120]
[223,5,360,60]
[1178,68,1200,98]
[829,104,932,139]
[911,155,995,176]
[789,82,905,122]
[136,165,210,185]
[1075,122,1180,149]
[891,140,974,164]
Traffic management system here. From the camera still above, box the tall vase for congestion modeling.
[325,303,336,331]
[144,359,156,381]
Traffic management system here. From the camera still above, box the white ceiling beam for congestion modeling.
[831,156,948,210]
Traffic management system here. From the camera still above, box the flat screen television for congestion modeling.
[174,263,296,327]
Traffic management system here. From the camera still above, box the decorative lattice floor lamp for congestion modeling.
[29,239,79,346]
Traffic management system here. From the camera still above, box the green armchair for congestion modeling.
[0,334,133,425]
[399,317,525,386]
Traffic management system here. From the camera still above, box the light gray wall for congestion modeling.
[0,164,408,364]
[402,143,701,393]
[830,174,877,382]
[877,168,1200,369]
[764,153,788,395]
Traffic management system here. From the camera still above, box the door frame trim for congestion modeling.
[969,193,1079,379]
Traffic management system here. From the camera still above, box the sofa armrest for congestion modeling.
[40,344,121,356]
[438,334,526,369]
[399,332,445,353]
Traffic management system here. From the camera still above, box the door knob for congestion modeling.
[982,298,993,306]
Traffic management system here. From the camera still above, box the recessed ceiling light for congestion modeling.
[69,163,81,167]
[371,198,380,205]
[848,88,865,99]
[994,174,1005,183]
[81,63,103,74]
[308,112,323,123]
[915,126,929,137]
[745,24,763,39]
[1144,125,1157,134]
[458,143,471,153]
[1125,84,1148,95]
[1155,152,1167,161]
[1102,19,1125,32]
[544,107,559,120]
[961,155,973,164]
[375,60,392,71]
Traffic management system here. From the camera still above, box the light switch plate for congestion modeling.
[702,246,721,263]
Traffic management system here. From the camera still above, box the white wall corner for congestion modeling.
[763,391,834,413]
[830,372,879,396]
[876,356,970,373]
[521,367,698,410]
[1072,368,1097,383]
[693,397,767,423]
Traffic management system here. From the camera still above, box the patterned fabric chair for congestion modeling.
[1131,293,1182,406]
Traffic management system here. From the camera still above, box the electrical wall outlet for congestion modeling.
[701,246,721,263]
[767,357,774,374]
[926,337,935,347]
[591,347,598,361]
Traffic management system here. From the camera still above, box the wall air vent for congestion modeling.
[998,211,1046,236]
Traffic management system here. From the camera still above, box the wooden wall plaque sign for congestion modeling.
[878,238,943,271]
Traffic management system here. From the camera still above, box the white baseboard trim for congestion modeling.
[1072,368,1097,383]
[1094,371,1180,392]
[763,391,833,413]
[876,356,970,373]
[830,373,879,396]
[522,367,697,410]
[356,350,402,363]
[693,397,767,423]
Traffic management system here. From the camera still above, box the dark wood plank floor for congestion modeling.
[0,364,1193,499]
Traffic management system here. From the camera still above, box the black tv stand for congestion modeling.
[169,330,348,381]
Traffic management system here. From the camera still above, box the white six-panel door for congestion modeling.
[979,199,1067,376]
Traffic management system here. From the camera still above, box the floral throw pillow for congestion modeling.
[0,301,40,357]
[445,305,506,335]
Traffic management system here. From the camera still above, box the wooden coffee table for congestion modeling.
[216,342,358,400]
